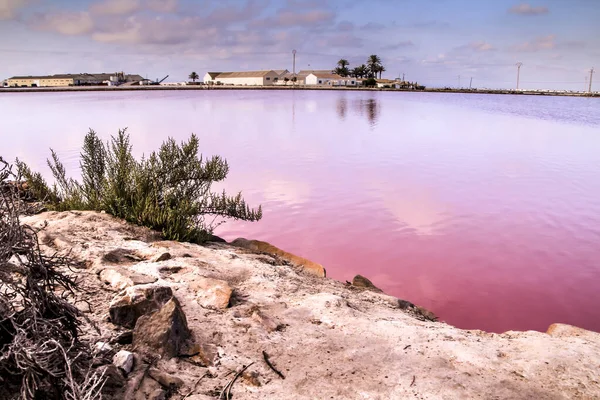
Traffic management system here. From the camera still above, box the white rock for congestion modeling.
[95,341,113,353]
[113,350,134,374]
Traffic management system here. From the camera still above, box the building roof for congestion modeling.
[209,70,278,79]
[205,72,221,79]
[8,73,143,81]
[273,69,289,76]
[306,71,345,79]
[376,79,398,84]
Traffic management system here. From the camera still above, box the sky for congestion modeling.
[0,0,598,90]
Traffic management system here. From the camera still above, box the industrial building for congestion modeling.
[203,69,364,87]
[4,72,144,87]
[203,70,282,86]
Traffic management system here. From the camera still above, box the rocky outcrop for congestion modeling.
[100,267,157,290]
[351,274,383,292]
[231,237,326,277]
[109,285,173,328]
[133,297,191,358]
[20,211,600,400]
[189,276,232,309]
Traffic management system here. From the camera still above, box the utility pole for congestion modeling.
[589,67,595,93]
[292,50,297,74]
[516,62,523,90]
[402,73,405,82]
[469,77,473,89]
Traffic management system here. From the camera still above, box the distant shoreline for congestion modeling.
[0,85,597,97]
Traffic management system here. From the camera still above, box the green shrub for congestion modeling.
[363,78,377,87]
[17,129,262,243]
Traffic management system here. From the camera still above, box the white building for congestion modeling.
[203,70,281,86]
[304,71,359,86]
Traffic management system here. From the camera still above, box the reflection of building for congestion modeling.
[5,72,144,87]
[203,70,281,86]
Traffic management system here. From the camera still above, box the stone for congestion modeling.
[102,248,144,264]
[231,238,326,277]
[180,342,219,367]
[154,252,172,262]
[98,364,125,392]
[95,341,113,353]
[148,368,184,388]
[109,285,173,328]
[149,389,167,400]
[351,275,383,293]
[112,330,133,345]
[133,297,192,358]
[189,277,233,309]
[113,350,135,374]
[100,268,157,290]
[546,323,600,339]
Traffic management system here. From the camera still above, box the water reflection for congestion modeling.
[336,96,380,126]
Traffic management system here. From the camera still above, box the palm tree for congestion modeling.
[378,65,386,79]
[367,55,382,79]
[352,65,368,79]
[334,58,350,77]
[189,72,199,82]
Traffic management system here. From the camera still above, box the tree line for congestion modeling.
[333,55,385,79]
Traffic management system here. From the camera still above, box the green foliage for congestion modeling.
[18,129,262,243]
[363,78,377,87]
[189,71,200,82]
[15,158,59,204]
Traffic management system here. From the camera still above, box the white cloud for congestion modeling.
[513,35,556,52]
[32,11,94,35]
[90,0,141,15]
[0,0,30,20]
[508,3,549,15]
[468,41,495,52]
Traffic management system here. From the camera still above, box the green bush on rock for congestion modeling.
[17,129,262,243]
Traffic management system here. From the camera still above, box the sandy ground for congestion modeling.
[22,211,600,400]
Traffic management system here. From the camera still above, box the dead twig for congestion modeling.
[403,345,411,350]
[410,375,416,387]
[262,351,285,379]
[183,372,208,399]
[219,362,255,400]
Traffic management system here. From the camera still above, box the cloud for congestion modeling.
[146,0,177,13]
[463,41,496,52]
[512,35,556,52]
[90,0,141,15]
[251,9,335,28]
[337,20,355,31]
[381,40,415,51]
[0,0,30,20]
[360,22,386,31]
[508,3,549,15]
[31,11,94,35]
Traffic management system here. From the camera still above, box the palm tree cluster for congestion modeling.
[333,55,386,79]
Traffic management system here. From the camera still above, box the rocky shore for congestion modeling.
[22,211,600,399]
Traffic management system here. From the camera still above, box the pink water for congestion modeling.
[2,90,600,333]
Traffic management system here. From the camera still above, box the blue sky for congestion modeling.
[1,0,598,90]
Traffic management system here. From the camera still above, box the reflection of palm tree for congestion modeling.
[336,97,347,119]
[353,98,380,126]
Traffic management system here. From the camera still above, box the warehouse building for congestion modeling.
[5,72,144,87]
[203,70,282,86]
